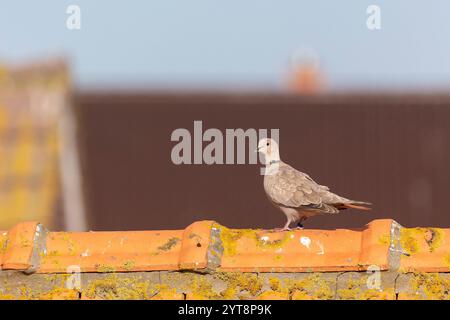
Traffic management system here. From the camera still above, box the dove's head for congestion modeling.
[256,138,280,163]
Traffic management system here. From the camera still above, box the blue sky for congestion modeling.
[1,1,450,90]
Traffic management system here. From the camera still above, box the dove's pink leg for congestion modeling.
[272,219,292,232]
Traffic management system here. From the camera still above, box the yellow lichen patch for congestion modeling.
[216,224,293,257]
[84,275,150,300]
[18,286,32,299]
[400,228,420,255]
[444,254,450,269]
[269,277,281,291]
[0,293,16,300]
[256,291,288,300]
[187,275,221,300]
[95,264,116,273]
[266,274,334,300]
[400,227,445,255]
[397,292,422,300]
[291,290,313,300]
[336,276,377,300]
[284,275,334,300]
[157,237,181,252]
[337,287,361,300]
[216,226,255,256]
[151,284,183,300]
[0,275,79,300]
[409,273,450,300]
[425,228,444,252]
[39,288,79,300]
[122,260,136,271]
[360,288,395,300]
[219,285,237,300]
[233,273,263,296]
[310,281,334,300]
[200,272,265,299]
[185,293,208,300]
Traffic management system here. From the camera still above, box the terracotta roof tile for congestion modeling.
[0,219,447,274]
[1,221,38,270]
[399,227,450,272]
[216,219,392,272]
[178,221,213,270]
[40,229,184,273]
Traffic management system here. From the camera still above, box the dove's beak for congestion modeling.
[255,146,261,153]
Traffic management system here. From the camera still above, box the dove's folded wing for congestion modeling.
[265,163,338,213]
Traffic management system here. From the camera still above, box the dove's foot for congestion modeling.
[271,227,292,232]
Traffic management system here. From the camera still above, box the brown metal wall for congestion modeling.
[74,93,450,231]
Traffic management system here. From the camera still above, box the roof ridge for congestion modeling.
[0,219,448,274]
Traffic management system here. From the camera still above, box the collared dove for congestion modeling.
[257,138,371,231]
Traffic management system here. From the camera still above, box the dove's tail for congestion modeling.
[343,201,372,211]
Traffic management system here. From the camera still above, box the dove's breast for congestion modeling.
[263,172,274,193]
[263,171,282,201]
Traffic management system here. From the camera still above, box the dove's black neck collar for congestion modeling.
[268,160,280,165]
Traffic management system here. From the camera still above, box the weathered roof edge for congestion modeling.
[0,219,448,274]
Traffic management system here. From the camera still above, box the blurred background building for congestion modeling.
[1,1,450,231]
[0,60,86,230]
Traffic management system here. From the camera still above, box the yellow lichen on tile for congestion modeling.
[409,273,449,300]
[284,275,334,300]
[122,260,136,271]
[400,228,420,255]
[216,224,293,257]
[444,254,450,269]
[84,274,150,300]
[95,264,116,273]
[400,227,445,256]
[39,288,79,300]
[291,290,313,300]
[256,291,288,300]
[269,277,281,291]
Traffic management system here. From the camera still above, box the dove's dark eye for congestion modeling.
[266,142,270,146]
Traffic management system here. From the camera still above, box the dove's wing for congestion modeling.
[265,162,342,214]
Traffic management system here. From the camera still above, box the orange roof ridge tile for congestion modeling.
[358,219,395,270]
[216,219,394,272]
[1,222,40,271]
[399,226,450,272]
[0,219,448,274]
[178,220,214,270]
